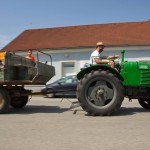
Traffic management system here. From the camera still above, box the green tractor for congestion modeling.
[76,50,150,116]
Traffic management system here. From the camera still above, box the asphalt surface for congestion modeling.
[0,96,150,150]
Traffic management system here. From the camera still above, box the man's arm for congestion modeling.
[107,55,119,59]
[94,58,110,64]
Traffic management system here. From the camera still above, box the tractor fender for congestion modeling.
[77,65,124,81]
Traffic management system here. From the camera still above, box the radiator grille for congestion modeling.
[140,70,150,85]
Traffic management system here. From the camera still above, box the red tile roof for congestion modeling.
[1,21,150,51]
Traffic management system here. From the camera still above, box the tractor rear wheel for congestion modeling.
[138,98,150,109]
[77,70,124,116]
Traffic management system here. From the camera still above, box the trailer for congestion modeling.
[0,51,55,113]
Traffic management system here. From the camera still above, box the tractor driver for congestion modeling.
[90,42,119,68]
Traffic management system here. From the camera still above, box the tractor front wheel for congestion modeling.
[77,70,124,116]
[138,98,150,109]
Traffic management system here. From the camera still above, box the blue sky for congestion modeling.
[0,0,150,49]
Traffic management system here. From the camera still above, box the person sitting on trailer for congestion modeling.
[25,50,35,62]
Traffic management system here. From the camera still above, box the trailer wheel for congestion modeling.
[138,99,150,109]
[0,88,10,114]
[77,70,124,116]
[10,96,28,109]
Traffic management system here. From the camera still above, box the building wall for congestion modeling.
[17,46,150,84]
[37,50,91,83]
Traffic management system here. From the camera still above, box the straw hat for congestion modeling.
[96,42,104,46]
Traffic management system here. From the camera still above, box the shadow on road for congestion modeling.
[9,105,70,115]
[7,105,150,116]
[83,106,150,117]
[115,106,150,116]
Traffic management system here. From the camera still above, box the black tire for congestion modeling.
[10,96,28,109]
[77,70,124,116]
[0,88,10,114]
[46,89,55,98]
[138,99,150,109]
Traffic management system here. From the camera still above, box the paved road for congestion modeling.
[0,97,150,150]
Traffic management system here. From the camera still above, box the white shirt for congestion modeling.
[90,50,101,64]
